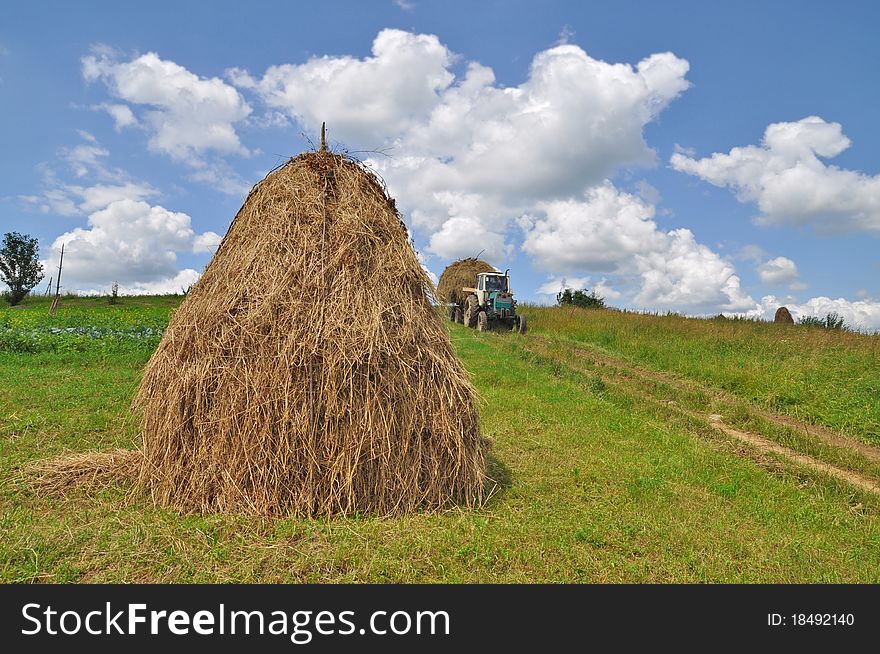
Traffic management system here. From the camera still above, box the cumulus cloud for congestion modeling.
[521,184,754,312]
[235,29,689,216]
[414,251,438,286]
[751,295,880,332]
[536,276,621,302]
[92,102,138,130]
[755,256,804,290]
[43,199,216,294]
[192,231,222,254]
[61,134,109,178]
[392,0,416,12]
[228,29,454,146]
[537,276,591,296]
[233,30,770,313]
[428,215,510,260]
[19,132,160,216]
[372,42,690,217]
[736,244,767,262]
[82,49,252,165]
[21,181,158,216]
[671,116,880,233]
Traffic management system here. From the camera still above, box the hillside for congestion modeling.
[1,296,879,582]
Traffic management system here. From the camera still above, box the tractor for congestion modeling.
[449,270,527,334]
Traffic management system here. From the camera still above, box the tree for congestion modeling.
[0,232,45,305]
[557,288,606,309]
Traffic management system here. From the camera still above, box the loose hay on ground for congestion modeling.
[27,449,142,496]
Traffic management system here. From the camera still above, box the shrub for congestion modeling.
[557,288,606,309]
[798,312,847,331]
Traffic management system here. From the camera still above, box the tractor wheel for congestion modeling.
[477,311,489,332]
[516,314,528,335]
[447,306,456,322]
[454,307,464,324]
[464,295,479,328]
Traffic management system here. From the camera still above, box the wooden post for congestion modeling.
[45,277,52,296]
[320,122,327,152]
[55,243,63,297]
[49,243,64,315]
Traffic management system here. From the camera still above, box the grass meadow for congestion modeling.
[1,296,879,582]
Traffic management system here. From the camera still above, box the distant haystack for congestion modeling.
[436,258,497,305]
[133,150,489,517]
[774,306,794,324]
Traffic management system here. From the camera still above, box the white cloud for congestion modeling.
[414,251,438,286]
[633,229,754,311]
[62,141,109,177]
[671,116,880,233]
[756,256,801,286]
[83,49,252,164]
[736,244,767,262]
[92,103,138,130]
[222,29,764,315]
[230,29,454,146]
[116,269,201,295]
[428,215,509,260]
[192,231,222,254]
[556,25,576,46]
[43,199,215,293]
[21,181,158,216]
[536,276,591,296]
[522,184,754,312]
[188,162,253,197]
[522,184,662,272]
[20,132,161,216]
[537,275,621,302]
[594,279,622,301]
[22,181,158,216]
[372,44,690,218]
[751,295,880,332]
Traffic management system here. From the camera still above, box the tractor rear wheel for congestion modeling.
[464,295,479,328]
[516,314,528,334]
[477,311,489,332]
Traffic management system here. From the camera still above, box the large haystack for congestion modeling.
[135,151,488,517]
[774,306,794,324]
[436,258,497,305]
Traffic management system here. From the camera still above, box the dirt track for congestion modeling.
[521,334,880,496]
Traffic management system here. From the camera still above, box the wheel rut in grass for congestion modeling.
[530,335,880,463]
[518,334,880,496]
[707,415,880,495]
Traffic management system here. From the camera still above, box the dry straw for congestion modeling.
[436,258,497,305]
[133,151,489,516]
[29,151,490,517]
[28,449,142,496]
[774,306,794,324]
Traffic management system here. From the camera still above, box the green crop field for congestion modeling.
[2,296,879,582]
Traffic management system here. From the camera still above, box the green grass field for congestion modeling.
[2,296,879,582]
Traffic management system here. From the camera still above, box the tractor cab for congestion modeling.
[477,272,509,293]
[476,272,514,313]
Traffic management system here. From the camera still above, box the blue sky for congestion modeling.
[2,0,879,328]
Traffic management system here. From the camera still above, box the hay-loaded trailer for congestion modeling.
[447,270,527,334]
